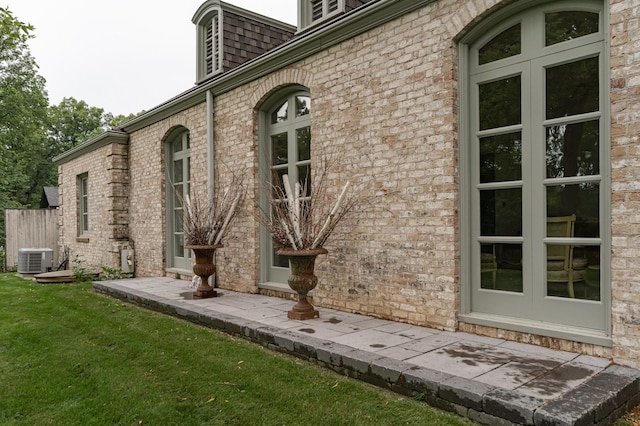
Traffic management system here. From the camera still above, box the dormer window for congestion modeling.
[299,0,345,30]
[204,14,221,75]
[196,8,223,80]
[193,0,295,83]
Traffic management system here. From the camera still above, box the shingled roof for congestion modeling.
[40,186,59,209]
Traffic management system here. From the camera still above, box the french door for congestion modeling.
[463,1,609,340]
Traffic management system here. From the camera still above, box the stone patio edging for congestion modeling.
[93,281,640,426]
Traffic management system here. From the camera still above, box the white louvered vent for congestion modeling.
[17,248,53,274]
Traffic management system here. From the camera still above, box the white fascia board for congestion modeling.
[53,130,129,165]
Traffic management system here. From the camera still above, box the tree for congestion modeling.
[47,97,106,156]
[0,7,49,247]
[0,8,140,251]
[48,98,140,157]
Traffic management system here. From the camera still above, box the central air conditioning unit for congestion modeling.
[17,248,54,274]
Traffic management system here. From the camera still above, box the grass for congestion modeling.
[0,273,475,426]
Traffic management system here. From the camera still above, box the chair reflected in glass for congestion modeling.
[546,214,588,298]
[480,244,498,288]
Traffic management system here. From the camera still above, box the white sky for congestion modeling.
[4,1,297,116]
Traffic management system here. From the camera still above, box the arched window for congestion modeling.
[166,129,191,271]
[194,4,223,81]
[460,0,609,344]
[260,89,311,286]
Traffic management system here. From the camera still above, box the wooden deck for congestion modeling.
[34,270,76,284]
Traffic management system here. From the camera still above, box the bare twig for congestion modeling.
[258,149,366,251]
[172,172,245,246]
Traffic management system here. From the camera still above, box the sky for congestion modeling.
[5,1,297,116]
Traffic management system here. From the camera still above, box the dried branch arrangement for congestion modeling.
[178,174,245,246]
[261,156,359,251]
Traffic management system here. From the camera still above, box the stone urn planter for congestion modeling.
[186,244,222,298]
[277,247,328,320]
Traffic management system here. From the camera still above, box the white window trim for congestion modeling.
[196,7,223,81]
[77,173,89,237]
[298,0,345,31]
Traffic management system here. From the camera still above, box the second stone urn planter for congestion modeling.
[186,244,222,298]
[276,247,328,320]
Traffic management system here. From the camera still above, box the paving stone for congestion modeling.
[373,322,415,334]
[291,325,345,340]
[330,329,412,351]
[439,376,497,412]
[423,394,468,418]
[376,345,422,361]
[533,383,616,426]
[341,349,383,375]
[585,368,640,410]
[407,343,509,379]
[316,342,355,367]
[369,357,412,385]
[196,311,227,330]
[219,315,254,335]
[475,359,556,390]
[292,334,325,360]
[400,366,454,397]
[254,326,279,346]
[483,388,545,425]
[606,365,640,380]
[499,341,577,363]
[518,361,601,400]
[272,330,296,352]
[468,408,519,426]
[401,334,461,353]
[393,325,439,339]
[574,354,613,368]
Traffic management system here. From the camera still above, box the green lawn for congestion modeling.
[0,273,475,425]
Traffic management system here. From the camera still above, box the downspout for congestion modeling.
[206,89,216,287]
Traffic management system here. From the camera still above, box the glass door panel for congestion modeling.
[480,133,522,183]
[546,57,599,119]
[264,93,312,284]
[480,243,523,292]
[546,121,599,179]
[168,132,191,270]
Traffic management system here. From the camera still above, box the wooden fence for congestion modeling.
[4,209,59,271]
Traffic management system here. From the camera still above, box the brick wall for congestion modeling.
[609,0,640,366]
[58,0,640,368]
[127,106,208,278]
[58,140,130,272]
[213,1,463,330]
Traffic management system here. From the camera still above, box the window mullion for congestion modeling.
[522,58,538,300]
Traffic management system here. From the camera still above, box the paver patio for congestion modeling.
[94,277,640,425]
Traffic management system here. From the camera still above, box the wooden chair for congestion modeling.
[546,214,578,298]
[481,244,498,289]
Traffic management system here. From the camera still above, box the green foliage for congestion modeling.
[0,246,5,272]
[47,97,106,155]
[0,7,139,249]
[71,254,93,282]
[46,98,138,157]
[0,7,49,247]
[0,274,474,426]
[100,265,123,280]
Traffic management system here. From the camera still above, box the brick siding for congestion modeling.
[56,0,640,368]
